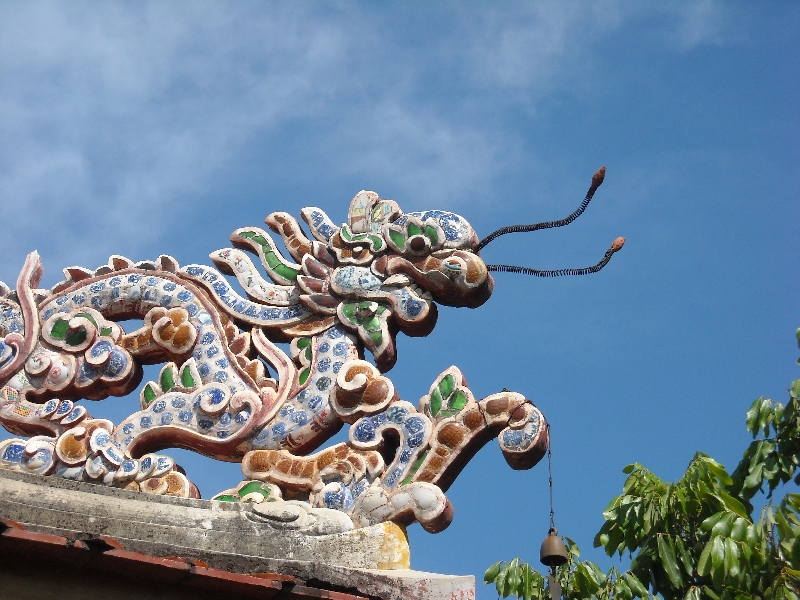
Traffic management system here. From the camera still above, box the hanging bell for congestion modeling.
[539,527,569,567]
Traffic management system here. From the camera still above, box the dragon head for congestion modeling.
[325,192,493,307]
[205,191,496,373]
[289,191,493,371]
[208,169,622,373]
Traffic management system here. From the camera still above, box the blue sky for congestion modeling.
[0,2,797,596]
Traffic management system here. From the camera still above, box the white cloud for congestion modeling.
[450,0,729,96]
[324,99,507,210]
[0,3,353,271]
[455,3,618,92]
[0,1,731,284]
[670,0,727,50]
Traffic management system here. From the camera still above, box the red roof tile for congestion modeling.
[0,518,368,600]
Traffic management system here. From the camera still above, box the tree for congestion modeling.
[484,329,800,600]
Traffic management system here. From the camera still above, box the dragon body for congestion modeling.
[0,191,550,532]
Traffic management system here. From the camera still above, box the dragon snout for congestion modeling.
[374,251,493,309]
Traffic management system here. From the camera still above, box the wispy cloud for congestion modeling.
[454,3,621,93]
[0,1,730,283]
[1,3,353,273]
[669,0,727,50]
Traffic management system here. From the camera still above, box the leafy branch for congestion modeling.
[485,330,800,600]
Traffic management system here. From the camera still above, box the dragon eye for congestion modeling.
[443,260,462,273]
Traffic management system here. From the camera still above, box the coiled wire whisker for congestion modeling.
[487,237,625,278]
[475,166,606,254]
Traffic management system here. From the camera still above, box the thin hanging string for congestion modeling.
[547,422,555,532]
[474,167,606,254]
[487,236,625,278]
[496,393,558,534]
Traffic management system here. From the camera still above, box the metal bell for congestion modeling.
[539,528,569,567]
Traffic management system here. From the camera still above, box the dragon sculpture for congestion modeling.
[0,168,622,534]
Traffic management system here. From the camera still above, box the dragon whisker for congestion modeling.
[487,237,625,277]
[475,166,607,253]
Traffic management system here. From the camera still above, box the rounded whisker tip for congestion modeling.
[591,166,606,190]
[611,236,625,252]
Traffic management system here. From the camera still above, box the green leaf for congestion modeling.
[701,511,726,533]
[742,462,764,491]
[675,536,694,576]
[50,318,69,340]
[429,388,442,417]
[702,585,721,600]
[697,540,713,576]
[495,563,510,597]
[711,513,736,538]
[406,222,422,237]
[684,587,701,600]
[792,378,800,400]
[675,487,688,515]
[724,537,740,582]
[142,383,158,405]
[711,536,725,588]
[746,396,772,438]
[180,364,195,388]
[707,462,733,486]
[729,517,747,541]
[484,560,503,584]
[65,326,87,346]
[615,577,633,600]
[603,524,626,557]
[746,398,766,437]
[790,533,800,568]
[160,365,176,392]
[506,558,521,592]
[758,398,776,436]
[387,228,406,250]
[438,374,455,401]
[744,523,759,546]
[625,572,649,597]
[574,563,602,595]
[519,563,537,600]
[657,535,683,588]
[714,492,750,519]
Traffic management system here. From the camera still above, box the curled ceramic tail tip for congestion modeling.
[611,237,625,252]
[591,166,606,190]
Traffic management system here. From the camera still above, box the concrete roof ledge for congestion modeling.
[0,468,475,600]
